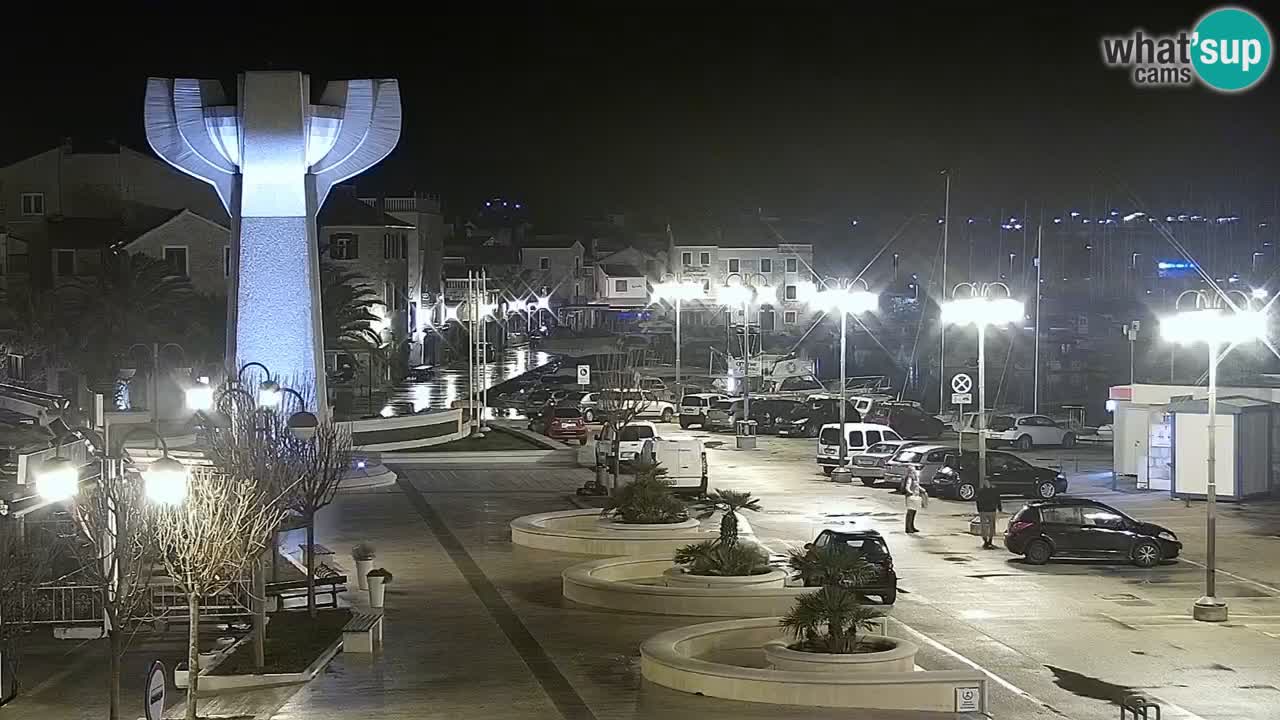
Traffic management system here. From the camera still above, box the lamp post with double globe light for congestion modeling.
[651,275,705,400]
[803,278,879,483]
[718,273,777,449]
[940,282,1024,498]
[1162,289,1268,623]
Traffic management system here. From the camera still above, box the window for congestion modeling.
[539,256,550,271]
[926,450,951,463]
[614,279,627,293]
[54,249,75,277]
[681,251,692,266]
[20,193,44,216]
[1081,508,1126,529]
[760,258,773,273]
[785,257,798,273]
[784,285,798,300]
[784,310,797,324]
[163,246,189,277]
[574,256,581,273]
[847,430,864,447]
[701,279,711,292]
[865,430,882,445]
[1041,506,1081,525]
[727,258,740,274]
[224,246,232,277]
[813,532,832,548]
[330,233,358,260]
[699,251,710,266]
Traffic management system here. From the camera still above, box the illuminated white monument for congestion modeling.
[144,72,402,415]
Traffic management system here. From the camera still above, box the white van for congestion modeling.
[651,437,709,496]
[816,422,901,475]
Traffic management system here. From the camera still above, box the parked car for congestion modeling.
[816,423,900,475]
[986,413,1076,450]
[529,407,589,444]
[748,397,803,434]
[638,376,670,399]
[705,399,741,432]
[1004,498,1181,567]
[866,404,946,439]
[929,450,1068,500]
[563,391,603,422]
[801,529,897,604]
[777,397,863,438]
[678,393,725,428]
[597,421,660,464]
[885,444,959,493]
[849,440,927,486]
[524,389,573,417]
[652,437,709,496]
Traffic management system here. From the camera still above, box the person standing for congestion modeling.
[976,483,1003,549]
[904,472,928,533]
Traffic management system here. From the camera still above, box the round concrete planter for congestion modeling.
[512,509,716,556]
[597,517,701,532]
[563,557,809,616]
[662,566,788,589]
[640,617,987,713]
[763,636,917,674]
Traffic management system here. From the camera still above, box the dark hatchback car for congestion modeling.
[800,529,897,605]
[929,450,1067,500]
[866,404,946,439]
[1004,498,1181,567]
[777,399,863,438]
[749,398,803,434]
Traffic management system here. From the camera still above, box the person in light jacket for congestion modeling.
[904,472,928,534]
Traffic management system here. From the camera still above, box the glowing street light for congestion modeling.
[258,379,281,409]
[1162,289,1268,623]
[185,381,215,412]
[941,282,1024,498]
[717,273,778,449]
[652,276,704,397]
[808,279,879,483]
[36,456,79,502]
[143,454,189,505]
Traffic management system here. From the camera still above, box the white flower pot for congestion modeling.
[354,559,374,590]
[368,576,386,608]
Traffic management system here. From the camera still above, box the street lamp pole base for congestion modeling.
[830,466,853,484]
[1193,596,1228,622]
[735,434,757,450]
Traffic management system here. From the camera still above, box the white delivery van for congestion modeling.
[649,437,709,496]
[816,422,900,475]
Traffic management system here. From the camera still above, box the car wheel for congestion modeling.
[1062,432,1076,449]
[1015,434,1033,450]
[860,477,877,487]
[1131,540,1161,568]
[679,419,689,429]
[822,467,834,476]
[1036,481,1058,499]
[584,409,595,423]
[881,587,897,605]
[957,482,977,501]
[661,408,674,423]
[578,437,587,446]
[1024,539,1052,565]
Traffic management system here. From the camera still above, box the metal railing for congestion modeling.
[15,579,251,626]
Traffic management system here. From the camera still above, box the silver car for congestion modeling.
[883,444,957,492]
[705,399,742,432]
[849,440,927,486]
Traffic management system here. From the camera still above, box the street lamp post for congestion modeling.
[941,282,1023,497]
[807,279,879,483]
[1162,289,1267,623]
[718,273,776,450]
[651,275,703,399]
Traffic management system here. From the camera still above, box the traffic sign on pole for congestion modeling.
[951,392,972,405]
[576,365,591,386]
[951,373,972,394]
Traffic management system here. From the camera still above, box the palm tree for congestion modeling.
[320,263,383,349]
[781,544,884,653]
[691,489,762,545]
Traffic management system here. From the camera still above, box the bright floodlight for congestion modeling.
[535,296,551,311]
[258,380,281,409]
[717,284,753,307]
[756,285,778,302]
[652,279,702,302]
[1162,308,1268,346]
[813,287,878,314]
[185,384,214,411]
[1252,288,1269,299]
[37,457,79,501]
[941,297,1024,327]
[143,455,189,505]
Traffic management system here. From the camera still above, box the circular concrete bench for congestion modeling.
[563,556,804,616]
[640,617,985,713]
[510,509,715,555]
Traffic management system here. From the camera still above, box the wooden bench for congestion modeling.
[265,563,347,609]
[342,612,384,653]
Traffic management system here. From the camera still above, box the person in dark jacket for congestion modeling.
[975,484,1003,549]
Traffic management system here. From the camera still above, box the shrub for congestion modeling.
[601,464,688,524]
[366,568,393,584]
[690,489,762,545]
[674,539,771,577]
[780,544,883,654]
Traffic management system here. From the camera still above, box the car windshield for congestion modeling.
[866,442,898,454]
[680,396,707,406]
[789,404,813,420]
[553,408,581,419]
[620,425,655,441]
[835,537,888,563]
[713,400,735,410]
[990,415,1016,431]
[818,428,841,444]
[894,449,923,463]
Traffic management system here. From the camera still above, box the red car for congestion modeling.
[530,407,589,444]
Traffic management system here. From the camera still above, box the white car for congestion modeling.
[678,392,725,428]
[597,421,660,464]
[590,389,678,424]
[986,413,1076,450]
[815,422,901,475]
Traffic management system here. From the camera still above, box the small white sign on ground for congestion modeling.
[955,686,981,712]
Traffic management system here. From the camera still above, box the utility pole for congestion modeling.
[1033,226,1042,413]
[939,170,950,413]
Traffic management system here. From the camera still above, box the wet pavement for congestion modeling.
[369,345,558,417]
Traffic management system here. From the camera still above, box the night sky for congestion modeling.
[4,2,1277,223]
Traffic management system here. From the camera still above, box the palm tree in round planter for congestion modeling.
[669,489,781,586]
[765,546,917,672]
[600,460,689,525]
[692,489,762,545]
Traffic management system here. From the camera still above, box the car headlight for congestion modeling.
[1056,474,1066,481]
[1158,530,1178,541]
[938,467,955,475]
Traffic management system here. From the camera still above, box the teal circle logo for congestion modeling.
[1192,7,1273,92]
